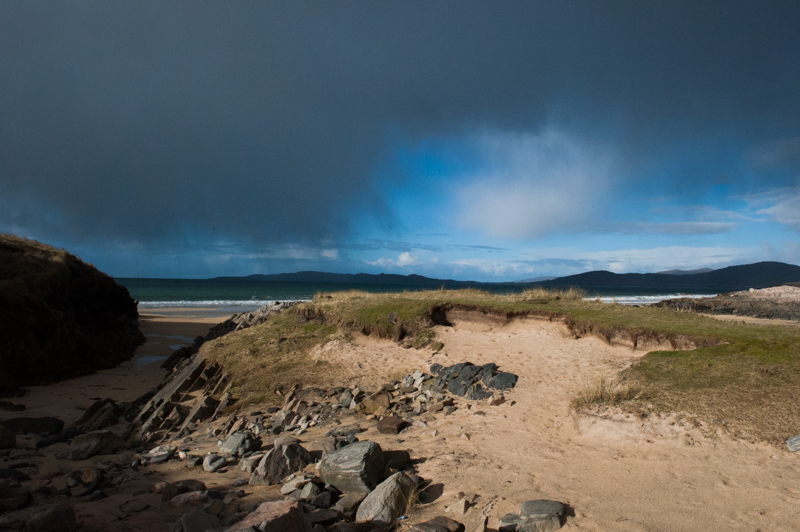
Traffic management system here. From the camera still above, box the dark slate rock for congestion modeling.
[519,500,564,518]
[485,371,519,391]
[355,472,417,525]
[251,441,312,485]
[429,363,442,375]
[410,515,466,532]
[318,441,384,495]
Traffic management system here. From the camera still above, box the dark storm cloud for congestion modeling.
[1,1,799,248]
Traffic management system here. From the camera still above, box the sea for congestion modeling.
[117,278,716,314]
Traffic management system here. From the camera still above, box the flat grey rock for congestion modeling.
[787,434,800,452]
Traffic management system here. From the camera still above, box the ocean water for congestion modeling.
[116,278,716,309]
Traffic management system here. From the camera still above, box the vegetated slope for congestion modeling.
[0,234,144,394]
[536,261,800,292]
[204,287,800,445]
[212,270,485,286]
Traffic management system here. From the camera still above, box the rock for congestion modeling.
[226,500,311,532]
[471,516,488,532]
[171,491,211,507]
[299,481,321,501]
[499,500,564,532]
[161,480,208,503]
[787,434,800,452]
[220,431,261,457]
[309,490,334,509]
[306,437,337,460]
[58,430,124,460]
[307,508,339,525]
[446,498,469,515]
[377,416,408,434]
[239,453,264,473]
[0,481,32,512]
[0,417,64,437]
[89,489,107,501]
[332,491,366,520]
[35,429,83,449]
[204,454,227,473]
[355,471,417,524]
[171,504,222,532]
[251,441,312,485]
[0,426,15,449]
[318,441,385,495]
[410,516,466,532]
[281,477,309,495]
[0,501,77,532]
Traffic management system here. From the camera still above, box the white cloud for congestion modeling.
[753,186,800,233]
[367,251,422,268]
[455,128,613,239]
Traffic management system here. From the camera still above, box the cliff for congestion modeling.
[0,234,144,394]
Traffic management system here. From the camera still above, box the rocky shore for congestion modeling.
[654,285,800,321]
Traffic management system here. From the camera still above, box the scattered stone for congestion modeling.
[0,501,77,532]
[239,453,264,473]
[299,481,322,501]
[171,491,211,507]
[309,490,334,509]
[499,499,565,532]
[410,516,466,532]
[58,430,124,460]
[377,416,408,434]
[203,453,227,473]
[226,499,311,532]
[787,434,800,452]
[318,441,385,495]
[281,476,309,495]
[332,492,367,519]
[251,440,312,485]
[89,489,107,501]
[221,431,261,457]
[445,498,469,515]
[171,504,222,532]
[355,471,417,525]
[0,480,32,512]
[232,478,248,487]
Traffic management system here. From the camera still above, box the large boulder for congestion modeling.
[226,500,311,532]
[318,441,385,495]
[0,501,77,532]
[355,471,417,524]
[0,234,144,395]
[58,430,124,460]
[250,440,312,485]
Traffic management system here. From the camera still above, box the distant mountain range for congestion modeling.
[534,261,800,292]
[214,261,800,294]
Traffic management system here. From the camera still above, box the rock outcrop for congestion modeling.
[0,234,144,394]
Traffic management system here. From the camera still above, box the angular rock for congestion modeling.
[355,471,417,524]
[499,499,564,532]
[787,434,800,452]
[239,453,265,474]
[251,441,312,485]
[0,501,77,532]
[446,498,469,515]
[309,490,334,509]
[171,491,210,507]
[299,481,321,501]
[332,492,366,520]
[171,504,221,532]
[306,437,337,460]
[410,516,466,532]
[221,431,261,457]
[306,508,339,525]
[226,499,311,532]
[318,441,384,495]
[377,416,407,435]
[58,430,124,460]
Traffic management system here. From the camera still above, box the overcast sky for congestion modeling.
[2,1,800,280]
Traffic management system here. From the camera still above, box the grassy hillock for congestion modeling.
[204,288,800,445]
[0,234,144,393]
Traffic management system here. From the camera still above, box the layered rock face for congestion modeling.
[0,234,144,393]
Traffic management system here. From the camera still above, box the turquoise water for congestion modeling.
[116,278,714,309]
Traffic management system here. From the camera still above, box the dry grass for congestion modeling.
[572,375,643,410]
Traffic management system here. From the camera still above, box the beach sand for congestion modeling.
[2,310,799,531]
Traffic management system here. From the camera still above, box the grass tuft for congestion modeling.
[572,375,642,409]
